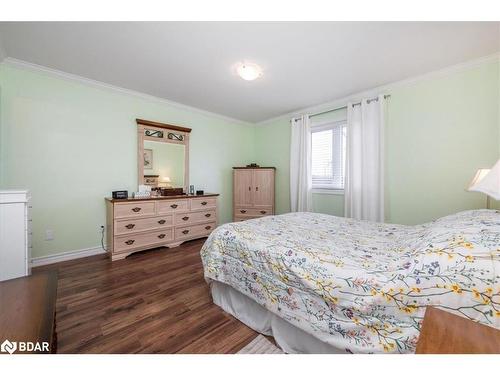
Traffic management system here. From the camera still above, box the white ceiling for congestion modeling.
[0,22,499,123]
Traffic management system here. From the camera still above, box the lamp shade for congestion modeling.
[468,159,500,200]
[468,168,491,189]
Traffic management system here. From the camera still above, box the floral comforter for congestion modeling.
[201,210,500,353]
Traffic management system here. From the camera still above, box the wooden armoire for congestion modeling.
[233,167,275,221]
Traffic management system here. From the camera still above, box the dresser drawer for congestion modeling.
[174,210,216,226]
[114,201,156,219]
[157,199,189,214]
[175,222,216,241]
[114,215,173,235]
[234,207,273,216]
[190,197,217,211]
[234,216,260,222]
[114,228,173,253]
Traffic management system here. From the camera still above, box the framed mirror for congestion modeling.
[136,119,191,194]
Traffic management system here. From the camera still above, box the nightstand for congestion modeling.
[416,306,500,354]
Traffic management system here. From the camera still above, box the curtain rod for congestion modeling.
[293,94,391,121]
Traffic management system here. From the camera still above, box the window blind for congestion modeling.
[311,121,346,189]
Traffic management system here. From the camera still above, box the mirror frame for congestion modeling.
[136,118,191,193]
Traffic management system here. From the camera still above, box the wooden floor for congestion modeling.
[34,239,259,353]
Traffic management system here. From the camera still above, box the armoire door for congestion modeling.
[233,169,253,207]
[252,169,274,209]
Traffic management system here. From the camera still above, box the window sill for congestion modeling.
[312,188,344,195]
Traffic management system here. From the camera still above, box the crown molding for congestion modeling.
[256,52,500,126]
[2,52,499,128]
[0,57,254,127]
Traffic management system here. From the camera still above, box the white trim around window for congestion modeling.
[312,188,344,195]
[311,119,347,191]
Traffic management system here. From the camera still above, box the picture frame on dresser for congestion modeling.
[143,148,153,169]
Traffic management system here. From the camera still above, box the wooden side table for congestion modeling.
[0,271,58,354]
[416,306,500,354]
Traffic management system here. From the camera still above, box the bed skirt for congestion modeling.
[210,281,344,354]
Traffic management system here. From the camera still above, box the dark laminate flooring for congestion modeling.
[34,239,258,353]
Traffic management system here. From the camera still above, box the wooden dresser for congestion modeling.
[233,167,275,222]
[105,194,218,261]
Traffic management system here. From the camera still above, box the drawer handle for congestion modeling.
[201,201,208,206]
[205,213,211,218]
[248,186,251,191]
[132,207,141,212]
[125,240,135,245]
[256,186,259,191]
[240,210,247,214]
[170,204,178,209]
[205,225,211,230]
[158,234,166,239]
[158,219,166,224]
[182,229,189,235]
[125,224,135,229]
[260,210,266,214]
[182,216,189,221]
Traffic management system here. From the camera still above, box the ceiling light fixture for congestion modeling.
[236,62,262,81]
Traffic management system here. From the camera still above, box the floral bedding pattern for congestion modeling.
[201,210,500,353]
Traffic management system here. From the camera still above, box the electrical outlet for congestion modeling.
[45,229,54,241]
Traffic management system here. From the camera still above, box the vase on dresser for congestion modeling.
[233,167,275,221]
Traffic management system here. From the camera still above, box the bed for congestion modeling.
[201,209,500,353]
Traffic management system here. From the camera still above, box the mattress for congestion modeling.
[201,210,500,353]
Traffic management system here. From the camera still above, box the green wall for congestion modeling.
[385,61,499,223]
[1,58,499,259]
[255,60,500,224]
[254,119,291,214]
[0,64,255,257]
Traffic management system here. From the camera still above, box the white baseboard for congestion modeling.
[31,245,107,267]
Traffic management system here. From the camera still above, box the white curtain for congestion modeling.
[344,95,385,222]
[290,115,312,212]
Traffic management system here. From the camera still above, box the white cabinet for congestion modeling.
[0,190,31,281]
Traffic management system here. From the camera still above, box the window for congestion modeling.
[311,121,346,190]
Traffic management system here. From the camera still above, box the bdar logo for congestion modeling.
[1,339,17,354]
